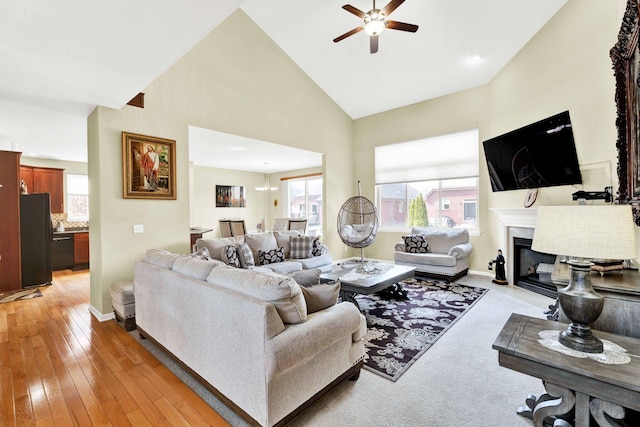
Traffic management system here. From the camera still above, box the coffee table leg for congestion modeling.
[340,290,362,311]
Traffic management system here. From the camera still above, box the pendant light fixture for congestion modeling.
[255,162,278,192]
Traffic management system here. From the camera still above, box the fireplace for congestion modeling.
[513,237,558,298]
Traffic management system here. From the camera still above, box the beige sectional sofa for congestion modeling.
[134,249,365,427]
[394,227,473,282]
[194,230,333,274]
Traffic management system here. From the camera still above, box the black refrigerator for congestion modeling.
[20,193,53,287]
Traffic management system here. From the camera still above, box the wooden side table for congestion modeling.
[493,313,640,426]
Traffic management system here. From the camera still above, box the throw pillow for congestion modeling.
[244,232,279,262]
[289,236,315,259]
[236,242,255,268]
[221,245,241,268]
[300,281,340,313]
[190,246,211,260]
[288,268,321,287]
[403,234,430,253]
[258,247,285,265]
[311,237,323,257]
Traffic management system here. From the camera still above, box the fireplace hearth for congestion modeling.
[513,237,558,298]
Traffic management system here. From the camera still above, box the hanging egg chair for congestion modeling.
[337,181,378,263]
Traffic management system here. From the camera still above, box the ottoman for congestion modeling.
[109,280,136,331]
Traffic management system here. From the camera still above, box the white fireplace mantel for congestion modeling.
[490,208,539,284]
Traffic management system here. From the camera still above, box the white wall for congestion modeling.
[87,10,354,315]
[353,0,622,271]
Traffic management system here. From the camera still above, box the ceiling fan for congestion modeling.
[333,0,419,54]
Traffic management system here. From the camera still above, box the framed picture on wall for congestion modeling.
[122,132,176,200]
[216,185,246,207]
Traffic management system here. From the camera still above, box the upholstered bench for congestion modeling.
[109,280,136,331]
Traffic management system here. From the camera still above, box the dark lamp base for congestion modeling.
[559,323,603,353]
[558,260,605,354]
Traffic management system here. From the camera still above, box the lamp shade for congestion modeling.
[532,205,637,260]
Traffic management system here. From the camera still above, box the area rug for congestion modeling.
[356,278,488,381]
[0,287,43,304]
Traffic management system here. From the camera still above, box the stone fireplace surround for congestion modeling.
[490,208,538,285]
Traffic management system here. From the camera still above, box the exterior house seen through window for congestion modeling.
[67,174,89,221]
[287,175,323,236]
[374,130,479,231]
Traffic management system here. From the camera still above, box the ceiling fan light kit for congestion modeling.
[334,0,418,54]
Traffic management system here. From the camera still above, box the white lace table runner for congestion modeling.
[538,330,630,365]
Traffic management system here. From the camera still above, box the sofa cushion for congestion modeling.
[274,230,302,258]
[221,245,241,268]
[236,242,255,268]
[261,261,303,274]
[259,247,285,265]
[403,234,430,253]
[410,227,469,253]
[245,232,279,262]
[143,249,180,269]
[394,251,457,267]
[195,236,243,261]
[190,247,211,259]
[297,254,332,271]
[300,282,340,314]
[289,235,315,259]
[206,265,307,324]
[288,268,321,287]
[172,256,226,280]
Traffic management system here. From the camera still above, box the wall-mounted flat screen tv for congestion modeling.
[482,110,582,192]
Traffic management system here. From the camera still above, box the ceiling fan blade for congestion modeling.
[370,35,379,54]
[333,26,364,43]
[381,0,405,16]
[385,20,419,32]
[342,4,366,18]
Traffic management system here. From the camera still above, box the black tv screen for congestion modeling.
[482,110,582,192]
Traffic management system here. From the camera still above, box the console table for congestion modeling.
[551,259,640,339]
[493,313,640,427]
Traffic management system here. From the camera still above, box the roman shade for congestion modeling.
[375,129,479,184]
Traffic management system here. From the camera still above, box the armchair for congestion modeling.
[394,227,472,282]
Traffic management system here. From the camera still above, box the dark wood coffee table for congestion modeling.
[320,262,415,311]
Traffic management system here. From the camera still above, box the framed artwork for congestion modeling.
[216,185,246,207]
[612,0,640,224]
[122,132,176,200]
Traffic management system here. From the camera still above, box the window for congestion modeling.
[374,130,479,231]
[286,175,323,235]
[67,174,89,221]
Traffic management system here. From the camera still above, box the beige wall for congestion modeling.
[87,10,353,315]
[189,164,325,237]
[87,1,628,315]
[354,0,624,272]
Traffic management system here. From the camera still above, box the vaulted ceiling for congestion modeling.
[0,0,567,169]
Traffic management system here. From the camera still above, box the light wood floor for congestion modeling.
[0,270,230,427]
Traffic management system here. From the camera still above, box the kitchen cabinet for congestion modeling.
[73,232,89,270]
[20,166,64,213]
[0,150,22,292]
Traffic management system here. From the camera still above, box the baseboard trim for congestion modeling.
[89,304,115,322]
[469,269,493,278]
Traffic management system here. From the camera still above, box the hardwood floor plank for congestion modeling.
[1,270,231,427]
[154,397,192,427]
[125,409,154,427]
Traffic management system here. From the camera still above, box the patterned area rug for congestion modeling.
[356,278,488,381]
[0,287,43,304]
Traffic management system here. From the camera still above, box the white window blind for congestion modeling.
[375,129,479,184]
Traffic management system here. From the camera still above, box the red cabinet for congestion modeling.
[0,150,22,291]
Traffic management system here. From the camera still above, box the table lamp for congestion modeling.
[532,205,637,353]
